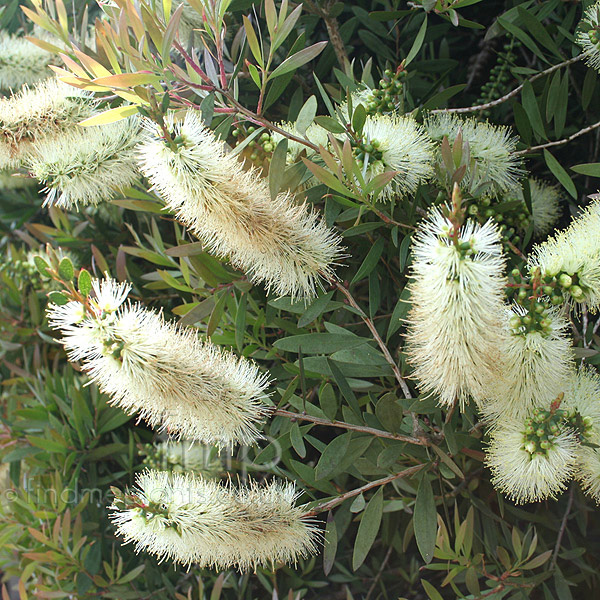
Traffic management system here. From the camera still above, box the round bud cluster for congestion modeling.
[466,196,530,248]
[589,26,600,45]
[351,137,384,169]
[365,67,407,114]
[232,126,275,165]
[522,407,564,457]
[565,409,595,442]
[475,37,522,115]
[507,267,557,335]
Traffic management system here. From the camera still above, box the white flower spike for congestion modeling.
[110,470,319,571]
[47,277,271,448]
[406,206,507,408]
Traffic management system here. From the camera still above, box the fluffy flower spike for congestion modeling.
[528,178,562,237]
[0,78,96,170]
[110,470,319,570]
[27,117,141,208]
[528,199,600,311]
[405,207,507,408]
[47,277,271,447]
[486,415,578,504]
[576,2,600,72]
[425,113,523,195]
[137,111,342,299]
[481,306,574,423]
[0,32,54,91]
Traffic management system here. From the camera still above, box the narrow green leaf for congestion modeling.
[243,15,263,66]
[274,333,369,354]
[351,238,384,284]
[316,432,351,480]
[290,422,306,458]
[405,14,427,66]
[295,94,317,135]
[235,293,246,352]
[414,477,437,563]
[521,81,545,140]
[269,138,288,199]
[314,115,346,134]
[298,291,334,328]
[375,393,403,433]
[571,163,600,177]
[544,149,576,199]
[421,580,443,600]
[323,513,338,575]
[270,41,327,79]
[327,358,361,416]
[352,488,383,570]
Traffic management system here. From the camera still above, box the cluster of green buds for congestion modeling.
[522,402,565,457]
[466,196,530,247]
[475,37,522,114]
[565,408,594,442]
[364,65,407,114]
[588,26,600,45]
[507,267,556,335]
[232,126,274,165]
[351,137,384,170]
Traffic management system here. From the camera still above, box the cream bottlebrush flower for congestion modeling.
[0,31,53,90]
[425,113,523,195]
[576,1,600,72]
[353,114,434,200]
[405,208,507,408]
[137,111,342,298]
[27,117,141,208]
[110,470,318,570]
[47,278,271,447]
[0,78,95,169]
[562,367,600,428]
[561,367,600,502]
[528,199,600,311]
[487,417,578,504]
[481,306,574,423]
[529,178,562,237]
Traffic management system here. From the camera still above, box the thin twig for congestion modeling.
[303,0,350,72]
[272,408,428,445]
[432,55,582,114]
[551,486,574,568]
[365,545,394,600]
[374,208,416,230]
[515,119,600,155]
[302,464,426,517]
[333,281,412,399]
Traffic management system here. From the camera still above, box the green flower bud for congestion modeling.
[558,273,572,288]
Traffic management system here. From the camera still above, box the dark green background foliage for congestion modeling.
[1,0,600,598]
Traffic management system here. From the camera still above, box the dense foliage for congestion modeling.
[2,0,600,599]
